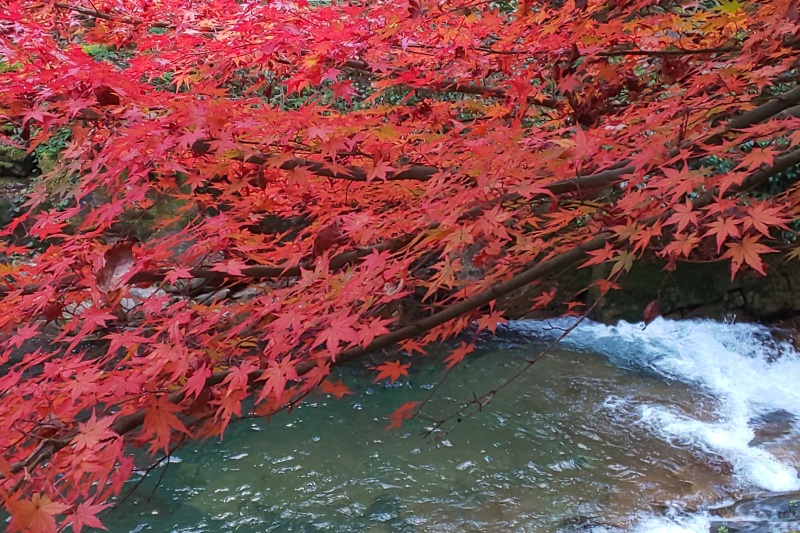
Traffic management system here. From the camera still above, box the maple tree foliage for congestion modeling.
[1,0,800,529]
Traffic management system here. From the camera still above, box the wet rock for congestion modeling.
[363,493,418,531]
[708,517,794,532]
[584,258,800,324]
[497,253,800,325]
[365,493,402,522]
[773,316,800,352]
[554,513,612,532]
[749,410,797,446]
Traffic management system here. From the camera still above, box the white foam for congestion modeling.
[508,317,800,492]
[631,512,711,533]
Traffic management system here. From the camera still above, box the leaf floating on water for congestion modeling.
[387,401,420,430]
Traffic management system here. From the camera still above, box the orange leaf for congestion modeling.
[665,200,699,233]
[721,233,776,279]
[745,202,789,236]
[475,309,507,334]
[8,493,69,533]
[68,501,109,533]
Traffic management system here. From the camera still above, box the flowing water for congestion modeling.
[104,318,800,532]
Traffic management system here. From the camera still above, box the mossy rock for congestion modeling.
[0,144,36,179]
[35,150,59,175]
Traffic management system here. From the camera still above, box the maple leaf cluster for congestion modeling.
[1,0,800,529]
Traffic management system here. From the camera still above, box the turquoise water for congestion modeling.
[102,319,800,532]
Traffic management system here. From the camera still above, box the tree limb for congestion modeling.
[3,141,798,483]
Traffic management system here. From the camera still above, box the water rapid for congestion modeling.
[105,318,800,532]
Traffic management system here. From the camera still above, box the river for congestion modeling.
[103,318,800,532]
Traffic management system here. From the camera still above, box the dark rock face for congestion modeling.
[0,144,37,180]
[0,144,36,228]
[500,257,800,325]
[591,258,800,324]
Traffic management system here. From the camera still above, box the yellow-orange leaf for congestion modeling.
[8,494,69,533]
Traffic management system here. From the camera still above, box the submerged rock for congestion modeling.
[710,489,800,532]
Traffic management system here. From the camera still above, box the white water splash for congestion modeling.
[631,512,711,533]
[508,317,800,493]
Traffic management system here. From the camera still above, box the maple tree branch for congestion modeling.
[191,140,440,181]
[776,105,800,120]
[131,236,413,285]
[193,138,631,187]
[479,45,739,57]
[597,46,738,57]
[725,85,800,132]
[0,237,413,298]
[334,57,559,107]
[728,147,800,194]
[0,161,630,300]
[4,142,798,484]
[3,125,792,301]
[54,2,172,28]
[433,81,558,108]
[425,282,615,440]
[104,234,612,435]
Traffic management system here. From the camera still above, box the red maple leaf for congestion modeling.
[314,314,359,360]
[444,341,474,369]
[704,217,741,252]
[72,411,116,451]
[665,200,700,233]
[256,357,299,405]
[142,396,191,454]
[68,501,109,533]
[475,310,506,334]
[366,160,395,181]
[320,378,352,399]
[373,360,410,383]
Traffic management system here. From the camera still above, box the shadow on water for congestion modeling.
[103,319,800,533]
